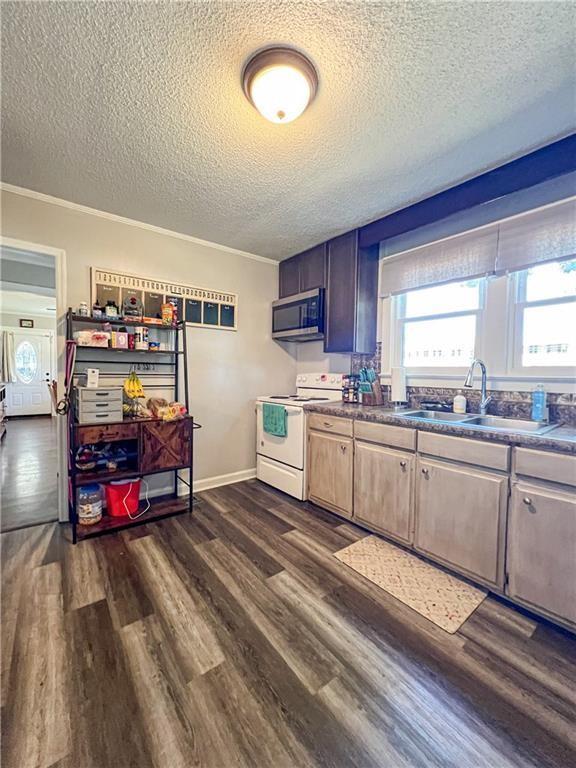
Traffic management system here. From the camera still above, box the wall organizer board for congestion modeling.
[91,268,238,330]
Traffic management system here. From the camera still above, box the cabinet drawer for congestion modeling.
[308,413,353,437]
[76,421,139,444]
[354,420,416,451]
[75,410,123,425]
[77,400,123,415]
[77,387,122,402]
[418,431,509,471]
[514,448,576,488]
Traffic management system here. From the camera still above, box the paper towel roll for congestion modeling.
[391,366,407,402]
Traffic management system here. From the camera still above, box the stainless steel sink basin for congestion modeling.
[398,410,559,435]
[464,415,558,434]
[400,410,470,422]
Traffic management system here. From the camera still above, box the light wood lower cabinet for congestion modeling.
[354,441,414,545]
[414,457,507,588]
[507,482,576,629]
[308,430,353,518]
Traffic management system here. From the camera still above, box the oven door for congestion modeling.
[271,289,324,341]
[256,403,305,469]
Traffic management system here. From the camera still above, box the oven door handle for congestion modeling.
[256,403,301,414]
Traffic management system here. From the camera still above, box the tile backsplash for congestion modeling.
[352,344,576,426]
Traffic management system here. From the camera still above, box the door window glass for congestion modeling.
[15,340,37,383]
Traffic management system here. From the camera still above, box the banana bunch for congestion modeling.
[123,370,145,400]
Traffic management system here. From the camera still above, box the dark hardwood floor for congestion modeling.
[1,416,59,532]
[2,478,575,767]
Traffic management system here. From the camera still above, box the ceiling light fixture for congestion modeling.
[242,46,318,124]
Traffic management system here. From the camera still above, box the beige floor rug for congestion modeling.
[335,535,487,633]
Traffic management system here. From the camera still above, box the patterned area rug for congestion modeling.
[335,536,487,633]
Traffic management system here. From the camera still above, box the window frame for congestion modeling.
[392,279,486,375]
[508,265,576,378]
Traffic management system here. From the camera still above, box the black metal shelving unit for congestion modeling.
[66,309,200,543]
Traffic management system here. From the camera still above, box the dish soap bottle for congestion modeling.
[531,384,548,422]
[453,391,467,414]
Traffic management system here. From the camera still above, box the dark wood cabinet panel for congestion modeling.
[140,419,192,473]
[324,231,378,354]
[299,244,326,292]
[325,231,357,353]
[278,256,300,298]
[355,241,379,354]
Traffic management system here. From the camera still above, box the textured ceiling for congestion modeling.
[2,1,575,259]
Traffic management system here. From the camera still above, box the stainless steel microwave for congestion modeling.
[271,288,324,341]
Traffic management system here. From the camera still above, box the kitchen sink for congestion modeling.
[464,415,558,434]
[400,410,471,422]
[398,410,559,435]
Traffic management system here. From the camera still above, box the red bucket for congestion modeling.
[105,478,141,517]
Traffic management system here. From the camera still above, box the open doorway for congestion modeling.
[1,246,59,531]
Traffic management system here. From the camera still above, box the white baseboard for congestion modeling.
[191,468,257,494]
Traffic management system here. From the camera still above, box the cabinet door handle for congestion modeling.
[523,497,532,505]
[400,460,407,468]
[421,468,429,476]
[323,421,333,428]
[340,444,347,453]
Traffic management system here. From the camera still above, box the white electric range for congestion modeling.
[256,373,344,499]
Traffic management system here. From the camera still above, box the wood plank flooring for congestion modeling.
[2,479,576,768]
[1,416,58,532]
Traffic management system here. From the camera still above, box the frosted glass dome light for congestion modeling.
[242,47,318,124]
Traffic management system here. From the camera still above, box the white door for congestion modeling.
[5,330,54,416]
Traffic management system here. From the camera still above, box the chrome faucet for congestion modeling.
[464,359,492,416]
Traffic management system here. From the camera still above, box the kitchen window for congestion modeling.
[512,259,576,372]
[395,279,484,370]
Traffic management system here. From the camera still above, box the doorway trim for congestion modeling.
[1,236,68,522]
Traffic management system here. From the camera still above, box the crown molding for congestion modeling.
[0,183,278,266]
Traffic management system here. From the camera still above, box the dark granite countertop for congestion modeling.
[304,402,576,455]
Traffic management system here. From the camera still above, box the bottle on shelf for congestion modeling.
[104,300,119,318]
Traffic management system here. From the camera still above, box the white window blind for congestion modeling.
[379,227,498,297]
[496,198,576,274]
[379,196,576,298]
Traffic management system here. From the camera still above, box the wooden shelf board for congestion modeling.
[72,463,190,484]
[76,494,191,539]
[75,346,182,355]
[73,467,140,485]
[73,415,194,430]
[70,314,181,330]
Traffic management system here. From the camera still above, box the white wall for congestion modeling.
[294,340,351,375]
[0,311,56,330]
[0,189,296,486]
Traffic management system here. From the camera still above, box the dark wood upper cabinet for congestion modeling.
[278,255,301,298]
[278,232,378,354]
[299,244,326,292]
[325,230,379,354]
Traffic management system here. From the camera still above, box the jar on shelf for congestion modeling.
[77,483,103,525]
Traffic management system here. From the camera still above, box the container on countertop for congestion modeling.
[453,392,467,414]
